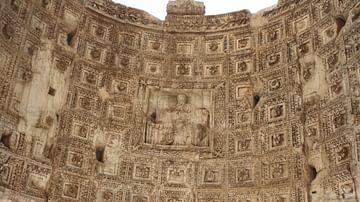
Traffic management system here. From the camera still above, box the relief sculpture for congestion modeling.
[0,0,359,201]
[145,89,211,147]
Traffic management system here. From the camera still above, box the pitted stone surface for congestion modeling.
[0,0,360,201]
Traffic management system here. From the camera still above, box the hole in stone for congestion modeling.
[56,113,60,121]
[95,148,104,162]
[149,112,157,123]
[42,0,51,7]
[0,131,11,148]
[253,95,261,108]
[66,30,77,47]
[48,87,56,96]
[312,191,317,194]
[308,165,317,183]
[334,15,346,34]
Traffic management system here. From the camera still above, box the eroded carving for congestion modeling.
[0,0,359,201]
[145,90,211,147]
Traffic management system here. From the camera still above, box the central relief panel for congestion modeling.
[143,88,213,149]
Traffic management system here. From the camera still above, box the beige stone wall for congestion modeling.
[0,0,360,201]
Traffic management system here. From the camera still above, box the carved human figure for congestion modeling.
[166,94,194,145]
[192,108,210,147]
[146,93,210,147]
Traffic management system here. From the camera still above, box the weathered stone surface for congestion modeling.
[0,0,360,201]
[167,0,205,15]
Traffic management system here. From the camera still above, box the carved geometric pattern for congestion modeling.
[0,0,358,201]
